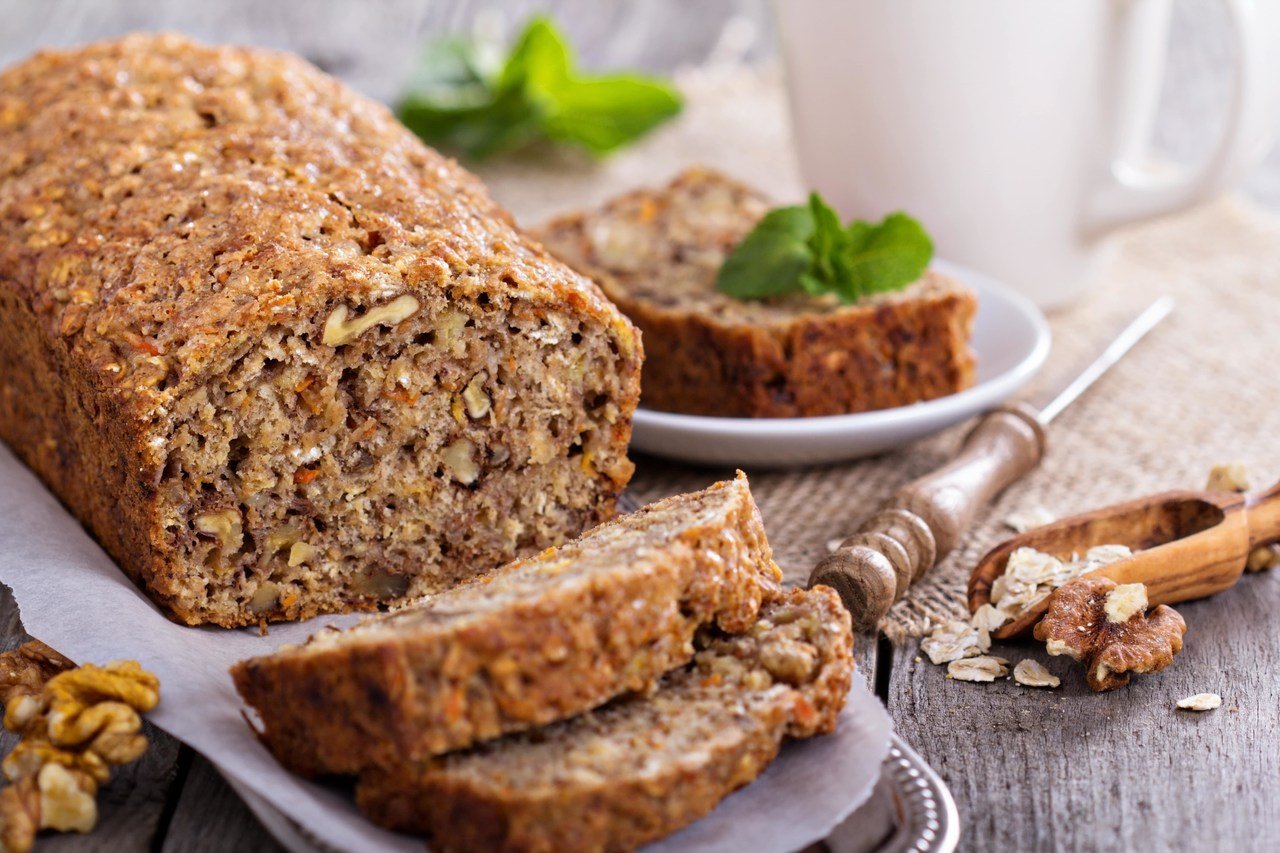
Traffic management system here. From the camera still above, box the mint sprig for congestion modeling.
[716,193,933,304]
[398,17,683,160]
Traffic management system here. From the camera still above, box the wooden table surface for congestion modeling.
[0,2,1276,851]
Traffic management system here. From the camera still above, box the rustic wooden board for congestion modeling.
[886,571,1280,851]
[160,752,285,853]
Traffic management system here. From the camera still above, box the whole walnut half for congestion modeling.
[1033,576,1186,692]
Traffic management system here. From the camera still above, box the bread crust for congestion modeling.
[0,34,640,626]
[536,167,976,418]
[232,475,783,777]
[355,587,855,853]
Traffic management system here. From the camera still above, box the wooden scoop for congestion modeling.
[968,481,1280,639]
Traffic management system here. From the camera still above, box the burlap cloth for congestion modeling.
[474,65,1280,642]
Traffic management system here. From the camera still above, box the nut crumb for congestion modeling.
[1176,692,1222,712]
[1104,583,1148,624]
[1246,544,1280,573]
[1205,463,1250,493]
[947,656,1009,682]
[1012,659,1060,689]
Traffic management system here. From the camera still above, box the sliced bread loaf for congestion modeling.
[355,587,854,853]
[0,35,641,627]
[535,167,977,418]
[232,474,782,776]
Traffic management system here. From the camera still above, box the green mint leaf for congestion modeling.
[715,206,815,300]
[542,76,682,154]
[716,193,933,303]
[840,212,934,298]
[497,16,572,94]
[397,16,682,160]
[803,192,851,291]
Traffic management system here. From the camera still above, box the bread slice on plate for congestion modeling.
[232,473,782,776]
[355,587,854,853]
[535,167,977,418]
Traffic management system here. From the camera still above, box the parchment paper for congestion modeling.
[0,441,892,852]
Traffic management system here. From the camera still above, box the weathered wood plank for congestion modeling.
[886,570,1280,852]
[161,753,284,853]
[0,586,183,852]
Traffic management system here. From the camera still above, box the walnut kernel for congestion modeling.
[461,373,491,419]
[442,438,479,485]
[0,650,158,851]
[1034,576,1186,691]
[36,764,94,834]
[287,542,318,567]
[249,582,282,613]
[193,509,242,552]
[759,638,818,685]
[322,294,421,346]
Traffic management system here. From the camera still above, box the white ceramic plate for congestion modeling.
[629,260,1050,467]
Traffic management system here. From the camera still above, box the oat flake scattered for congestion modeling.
[989,544,1134,628]
[1004,506,1056,533]
[970,603,1010,633]
[1176,693,1223,712]
[1013,659,1060,688]
[947,656,1009,682]
[921,620,990,665]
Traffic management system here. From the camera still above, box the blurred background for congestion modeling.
[3,0,1278,208]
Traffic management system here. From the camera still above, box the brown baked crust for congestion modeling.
[536,167,977,418]
[354,587,854,853]
[232,474,783,777]
[0,34,641,626]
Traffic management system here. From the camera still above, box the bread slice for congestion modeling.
[355,587,854,853]
[0,34,641,627]
[232,474,782,776]
[535,167,977,418]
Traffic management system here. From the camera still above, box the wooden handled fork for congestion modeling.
[809,298,1174,631]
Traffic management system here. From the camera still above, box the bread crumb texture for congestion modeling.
[0,34,641,627]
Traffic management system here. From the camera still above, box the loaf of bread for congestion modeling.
[355,587,855,852]
[0,34,641,627]
[232,474,782,776]
[536,167,977,418]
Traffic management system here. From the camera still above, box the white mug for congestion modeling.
[775,0,1280,308]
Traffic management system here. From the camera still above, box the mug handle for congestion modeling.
[1088,0,1280,234]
